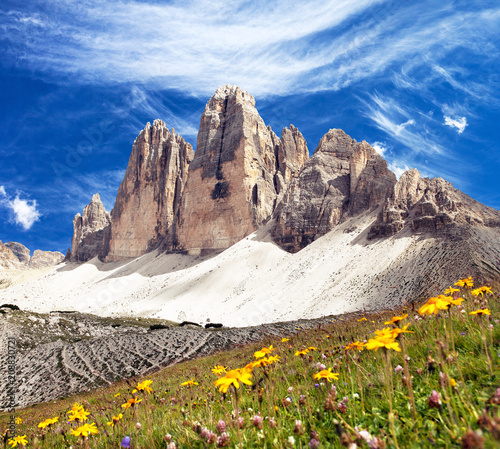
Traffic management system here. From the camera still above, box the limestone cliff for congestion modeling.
[71,193,111,262]
[176,85,308,253]
[0,240,64,270]
[272,129,396,252]
[105,120,194,261]
[368,169,500,238]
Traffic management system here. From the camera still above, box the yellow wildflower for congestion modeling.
[471,286,493,297]
[211,365,227,375]
[38,417,59,429]
[345,341,365,351]
[68,407,90,422]
[107,413,123,427]
[357,317,367,322]
[281,337,290,343]
[450,378,457,387]
[14,418,22,425]
[136,379,153,394]
[444,286,460,295]
[313,368,339,382]
[418,296,449,316]
[454,276,474,288]
[384,313,408,325]
[7,435,28,447]
[121,398,142,409]
[70,422,99,438]
[254,345,274,359]
[469,309,491,316]
[214,369,252,393]
[114,393,121,397]
[308,346,318,351]
[366,329,401,352]
[180,379,199,387]
[294,349,309,357]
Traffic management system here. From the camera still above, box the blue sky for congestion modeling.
[1,0,499,253]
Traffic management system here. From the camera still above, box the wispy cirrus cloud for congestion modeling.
[1,1,499,98]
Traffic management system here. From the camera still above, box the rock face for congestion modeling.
[0,240,64,270]
[368,169,500,238]
[105,120,194,261]
[4,242,31,265]
[176,85,308,252]
[71,193,111,262]
[0,240,22,269]
[272,129,396,252]
[29,250,65,269]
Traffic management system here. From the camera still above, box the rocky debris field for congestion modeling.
[0,308,335,409]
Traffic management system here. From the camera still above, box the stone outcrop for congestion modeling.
[0,240,64,270]
[272,129,396,252]
[105,120,194,261]
[29,250,65,268]
[71,193,111,262]
[4,242,30,265]
[0,240,22,269]
[368,169,500,238]
[176,85,308,252]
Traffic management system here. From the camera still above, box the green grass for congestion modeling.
[2,281,499,448]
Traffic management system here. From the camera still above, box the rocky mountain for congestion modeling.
[0,240,64,270]
[71,193,111,262]
[175,85,308,253]
[64,84,499,300]
[105,120,194,261]
[272,129,396,252]
[369,168,500,238]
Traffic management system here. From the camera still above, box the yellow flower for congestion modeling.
[366,329,401,352]
[254,345,274,359]
[107,413,123,427]
[114,393,121,397]
[211,365,227,375]
[313,368,339,382]
[7,435,28,447]
[14,418,22,425]
[391,323,414,338]
[136,379,153,394]
[444,286,460,295]
[418,296,449,316]
[469,309,491,316]
[294,349,309,357]
[454,276,474,288]
[308,346,318,351]
[38,417,59,429]
[384,313,408,325]
[450,378,457,387]
[471,286,493,297]
[70,422,99,438]
[253,355,281,368]
[180,379,199,387]
[357,317,367,322]
[345,341,365,351]
[281,337,290,343]
[68,405,90,422]
[214,369,252,393]
[121,398,142,408]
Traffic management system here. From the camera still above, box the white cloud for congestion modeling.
[7,197,41,230]
[362,94,445,155]
[396,119,415,135]
[444,115,467,134]
[0,185,5,196]
[1,2,499,97]
[371,142,388,157]
[388,162,410,180]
